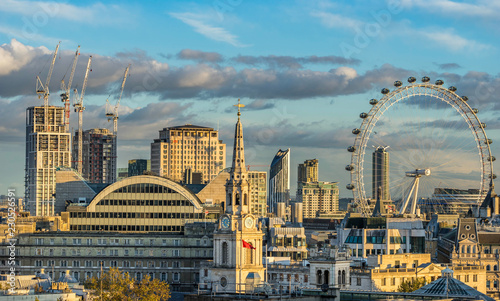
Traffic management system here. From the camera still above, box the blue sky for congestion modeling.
[1,0,500,200]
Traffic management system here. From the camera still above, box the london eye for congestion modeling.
[346,77,495,216]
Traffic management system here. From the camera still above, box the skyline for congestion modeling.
[1,0,500,198]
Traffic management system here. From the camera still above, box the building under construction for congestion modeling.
[25,106,71,216]
[72,128,116,184]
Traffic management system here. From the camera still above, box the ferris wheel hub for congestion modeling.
[406,169,431,178]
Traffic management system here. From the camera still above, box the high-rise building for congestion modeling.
[25,106,71,216]
[128,159,150,177]
[150,125,226,184]
[248,171,267,217]
[297,181,339,218]
[372,146,390,200]
[269,148,290,214]
[117,167,128,181]
[298,159,318,184]
[72,128,116,184]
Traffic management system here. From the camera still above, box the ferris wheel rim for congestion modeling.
[347,80,494,216]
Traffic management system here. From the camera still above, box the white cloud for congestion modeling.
[415,29,491,52]
[0,0,131,25]
[170,12,249,47]
[402,0,500,19]
[0,39,49,76]
[310,11,363,30]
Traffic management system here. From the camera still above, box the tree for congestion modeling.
[397,277,426,292]
[84,268,170,301]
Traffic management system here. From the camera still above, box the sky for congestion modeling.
[1,0,500,200]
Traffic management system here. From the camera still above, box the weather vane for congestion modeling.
[234,98,245,117]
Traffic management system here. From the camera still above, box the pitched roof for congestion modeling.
[413,274,494,301]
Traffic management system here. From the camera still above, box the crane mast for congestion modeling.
[106,64,130,135]
[60,46,80,133]
[36,42,60,131]
[74,56,92,175]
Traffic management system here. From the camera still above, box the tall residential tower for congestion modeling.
[372,146,390,200]
[151,125,226,184]
[268,148,290,214]
[25,106,71,216]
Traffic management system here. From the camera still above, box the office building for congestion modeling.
[298,159,318,184]
[128,159,150,176]
[72,128,116,184]
[150,125,226,184]
[25,106,71,216]
[372,146,390,200]
[248,171,267,217]
[117,167,128,181]
[296,181,339,218]
[268,149,290,214]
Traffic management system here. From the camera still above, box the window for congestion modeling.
[173,250,180,257]
[61,260,67,267]
[85,261,92,268]
[473,275,477,282]
[87,239,92,246]
[222,242,228,264]
[123,261,130,267]
[35,238,44,245]
[124,249,129,256]
[49,238,54,245]
[73,239,82,245]
[174,239,180,246]
[173,273,180,282]
[357,278,361,286]
[173,261,180,268]
[124,239,131,245]
[161,272,167,281]
[73,260,80,267]
[135,239,144,245]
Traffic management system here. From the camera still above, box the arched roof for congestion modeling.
[87,175,203,211]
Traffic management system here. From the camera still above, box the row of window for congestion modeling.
[70,225,185,232]
[97,199,192,207]
[345,236,406,244]
[31,270,178,283]
[34,259,183,268]
[35,238,207,247]
[70,211,203,219]
[112,184,178,194]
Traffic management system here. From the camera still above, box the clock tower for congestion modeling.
[211,100,265,293]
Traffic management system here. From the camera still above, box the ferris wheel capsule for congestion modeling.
[369,99,378,105]
[448,86,457,92]
[489,174,497,179]
[481,123,486,128]
[360,112,368,119]
[408,77,416,83]
[345,165,354,171]
[381,88,390,94]
[485,138,493,145]
[352,128,361,135]
[461,96,469,102]
[347,146,356,152]
[472,108,479,114]
[488,156,496,162]
[394,80,403,87]
[346,184,355,190]
[422,76,430,82]
[435,79,444,85]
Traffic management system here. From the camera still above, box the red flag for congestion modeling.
[242,240,255,250]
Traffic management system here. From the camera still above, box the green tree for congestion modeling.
[84,268,170,301]
[397,277,426,292]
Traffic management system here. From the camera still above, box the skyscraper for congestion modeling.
[248,171,267,217]
[128,159,150,177]
[372,146,390,200]
[25,106,71,216]
[268,148,290,214]
[150,125,226,184]
[297,181,339,218]
[72,128,116,184]
[298,159,318,184]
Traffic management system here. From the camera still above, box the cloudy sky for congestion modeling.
[1,0,500,200]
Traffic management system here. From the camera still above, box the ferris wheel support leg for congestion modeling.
[399,178,416,214]
[410,178,420,215]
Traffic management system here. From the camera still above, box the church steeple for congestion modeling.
[225,99,250,215]
[232,99,247,174]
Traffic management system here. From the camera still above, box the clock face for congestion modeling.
[244,216,254,229]
[221,216,230,229]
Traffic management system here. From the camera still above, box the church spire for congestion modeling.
[231,99,247,174]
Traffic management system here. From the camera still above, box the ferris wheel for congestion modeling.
[346,76,495,216]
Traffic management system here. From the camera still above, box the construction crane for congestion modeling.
[105,64,130,135]
[60,45,80,133]
[36,42,60,131]
[73,56,92,175]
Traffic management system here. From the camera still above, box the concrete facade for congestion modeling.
[150,125,226,184]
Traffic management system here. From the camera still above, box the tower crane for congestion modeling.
[36,42,60,131]
[73,56,92,175]
[105,64,130,135]
[60,45,80,133]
